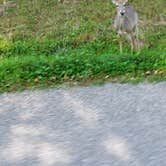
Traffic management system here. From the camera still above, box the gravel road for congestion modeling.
[0,83,166,166]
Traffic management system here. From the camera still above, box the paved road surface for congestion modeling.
[0,83,166,166]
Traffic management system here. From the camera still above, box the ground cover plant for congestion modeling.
[0,0,165,92]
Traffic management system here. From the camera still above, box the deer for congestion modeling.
[112,0,139,53]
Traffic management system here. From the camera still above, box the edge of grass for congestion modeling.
[0,44,165,93]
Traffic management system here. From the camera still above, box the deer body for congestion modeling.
[112,0,139,53]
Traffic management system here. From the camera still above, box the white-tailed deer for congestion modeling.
[112,0,139,53]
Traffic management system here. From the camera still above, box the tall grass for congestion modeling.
[0,0,165,92]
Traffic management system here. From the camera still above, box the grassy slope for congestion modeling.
[0,0,165,92]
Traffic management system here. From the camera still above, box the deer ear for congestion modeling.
[112,0,117,5]
[123,0,128,5]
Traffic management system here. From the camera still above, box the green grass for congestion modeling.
[0,0,165,93]
[0,42,166,93]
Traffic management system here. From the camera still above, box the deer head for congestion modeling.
[112,0,128,16]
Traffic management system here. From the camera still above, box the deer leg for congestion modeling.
[126,33,134,54]
[135,36,142,53]
[118,33,123,53]
[130,33,135,54]
[134,35,138,51]
[134,25,139,51]
[131,34,135,53]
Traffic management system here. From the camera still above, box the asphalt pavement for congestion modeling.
[0,82,166,166]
